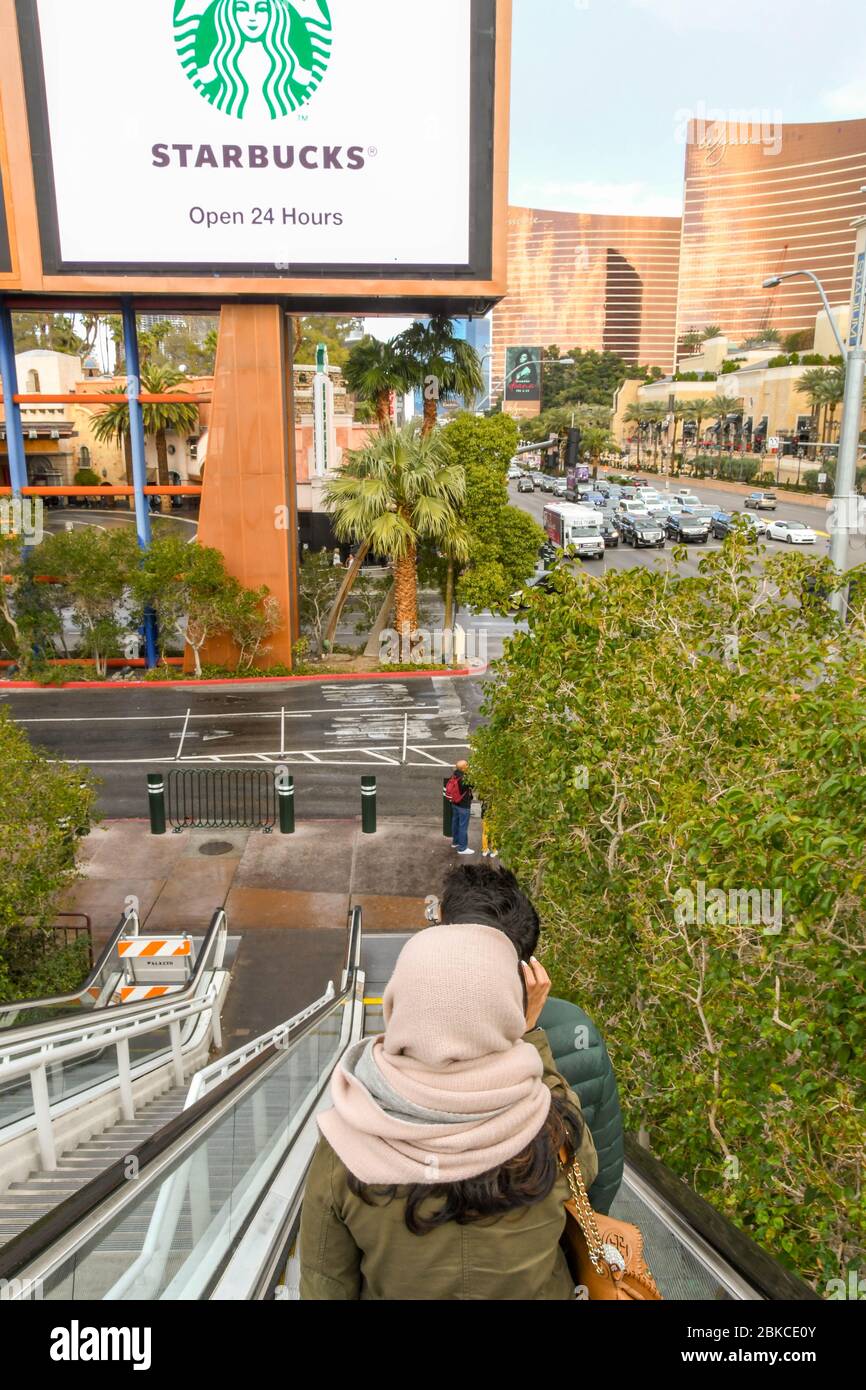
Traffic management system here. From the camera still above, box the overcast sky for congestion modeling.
[368,0,866,335]
[509,0,866,216]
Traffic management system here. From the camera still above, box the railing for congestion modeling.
[166,769,278,832]
[0,907,138,1033]
[0,912,229,1168]
[44,915,94,968]
[0,909,364,1300]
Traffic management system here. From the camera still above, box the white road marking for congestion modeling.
[14,705,435,724]
[52,742,471,768]
[175,708,192,760]
[407,747,452,766]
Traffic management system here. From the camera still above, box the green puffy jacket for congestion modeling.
[539,997,624,1214]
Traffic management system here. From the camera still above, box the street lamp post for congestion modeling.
[764,220,866,618]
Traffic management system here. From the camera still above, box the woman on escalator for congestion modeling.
[299,924,597,1300]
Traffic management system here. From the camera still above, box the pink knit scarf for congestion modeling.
[318,924,551,1185]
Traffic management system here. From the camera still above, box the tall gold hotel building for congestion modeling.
[493,116,866,409]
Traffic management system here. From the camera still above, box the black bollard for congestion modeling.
[361,776,377,835]
[278,775,295,834]
[148,773,167,836]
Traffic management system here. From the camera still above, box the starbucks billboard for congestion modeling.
[9,0,505,291]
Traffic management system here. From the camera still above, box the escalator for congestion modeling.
[0,911,818,1302]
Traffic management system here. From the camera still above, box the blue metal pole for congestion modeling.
[121,299,158,667]
[0,301,28,495]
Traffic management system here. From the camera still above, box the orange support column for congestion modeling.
[196,304,299,670]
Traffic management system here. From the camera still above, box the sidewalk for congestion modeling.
[620,467,829,511]
[61,815,481,1045]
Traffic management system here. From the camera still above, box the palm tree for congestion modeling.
[637,402,667,468]
[394,316,485,435]
[90,364,199,512]
[709,395,742,456]
[796,368,833,445]
[324,422,466,635]
[701,325,723,341]
[343,335,407,433]
[623,402,647,467]
[681,398,714,460]
[323,336,410,647]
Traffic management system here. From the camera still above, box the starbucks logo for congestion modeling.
[173,0,333,121]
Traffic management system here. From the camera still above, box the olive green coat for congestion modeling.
[299,1029,597,1301]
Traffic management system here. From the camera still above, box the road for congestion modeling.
[508,479,852,575]
[1,677,475,819]
[40,507,198,541]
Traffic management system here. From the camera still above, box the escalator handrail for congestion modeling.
[0,909,228,1050]
[0,980,221,1085]
[0,908,139,1025]
[0,908,362,1285]
[623,1135,821,1302]
[183,982,337,1109]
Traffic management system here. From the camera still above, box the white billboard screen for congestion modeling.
[18,0,496,278]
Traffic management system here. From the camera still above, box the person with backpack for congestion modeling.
[445,760,474,855]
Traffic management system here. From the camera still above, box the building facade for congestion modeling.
[677,117,866,348]
[491,206,683,402]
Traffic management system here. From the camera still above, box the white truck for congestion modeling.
[543,503,605,561]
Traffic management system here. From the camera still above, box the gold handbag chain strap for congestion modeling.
[563,1159,610,1276]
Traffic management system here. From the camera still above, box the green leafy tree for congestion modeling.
[35,528,136,677]
[468,537,866,1290]
[542,348,637,411]
[295,316,363,369]
[324,421,466,633]
[130,535,275,677]
[442,414,544,618]
[298,549,347,658]
[0,710,97,1000]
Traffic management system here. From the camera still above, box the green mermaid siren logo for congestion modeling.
[173,0,333,120]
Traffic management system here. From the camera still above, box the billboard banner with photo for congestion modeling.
[14,0,499,282]
[505,346,542,403]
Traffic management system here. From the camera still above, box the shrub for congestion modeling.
[469,545,866,1290]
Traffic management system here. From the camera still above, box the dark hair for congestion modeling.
[347,1093,582,1235]
[439,862,540,963]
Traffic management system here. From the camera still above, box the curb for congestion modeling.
[0,668,478,692]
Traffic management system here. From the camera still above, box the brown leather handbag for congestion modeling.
[559,1152,663,1301]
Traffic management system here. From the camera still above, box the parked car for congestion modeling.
[584,491,607,508]
[666,512,711,544]
[599,516,620,548]
[745,491,778,511]
[553,480,568,498]
[540,474,557,493]
[619,512,666,548]
[517,476,535,494]
[672,490,701,508]
[766,519,817,545]
[710,510,734,539]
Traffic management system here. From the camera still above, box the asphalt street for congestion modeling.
[508,478,850,575]
[41,506,199,541]
[1,677,475,819]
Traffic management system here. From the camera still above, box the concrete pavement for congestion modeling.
[64,815,480,1047]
